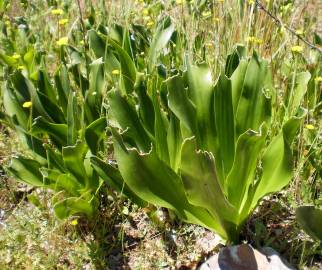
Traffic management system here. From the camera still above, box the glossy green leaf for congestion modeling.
[67,92,78,145]
[108,89,151,152]
[296,206,322,241]
[112,130,222,233]
[227,125,267,210]
[31,116,68,148]
[214,75,235,178]
[53,197,95,219]
[109,38,136,94]
[90,156,147,207]
[251,116,303,208]
[85,117,107,154]
[187,63,216,153]
[149,16,175,70]
[180,138,238,240]
[287,71,311,116]
[62,141,88,187]
[235,53,271,135]
[167,75,196,134]
[7,156,43,186]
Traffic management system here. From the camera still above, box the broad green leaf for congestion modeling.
[18,127,47,161]
[31,116,68,148]
[227,125,267,210]
[112,130,223,235]
[109,38,136,94]
[235,53,271,135]
[296,206,322,241]
[135,75,155,136]
[55,173,82,196]
[167,75,196,134]
[37,91,66,123]
[287,71,311,116]
[187,63,216,153]
[0,53,17,67]
[62,141,88,187]
[84,58,104,124]
[44,144,66,172]
[7,156,43,186]
[149,16,175,70]
[152,86,169,164]
[180,138,238,240]
[54,65,70,115]
[67,92,78,145]
[85,117,107,154]
[88,29,106,58]
[3,84,29,129]
[10,72,54,122]
[230,59,248,113]
[251,116,303,209]
[167,113,182,172]
[90,156,147,207]
[214,75,235,178]
[225,45,246,77]
[37,69,56,102]
[53,197,95,219]
[108,89,151,152]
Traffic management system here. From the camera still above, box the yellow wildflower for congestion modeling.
[176,0,185,4]
[56,37,68,46]
[142,8,149,15]
[295,29,304,35]
[202,11,212,18]
[247,36,256,42]
[291,45,303,53]
[17,65,25,70]
[248,0,255,4]
[5,20,10,26]
[58,18,69,25]
[112,69,120,75]
[70,219,78,226]
[255,38,263,44]
[22,101,32,108]
[12,53,21,60]
[214,17,220,23]
[147,21,154,27]
[51,9,64,15]
[305,124,315,130]
[314,76,322,83]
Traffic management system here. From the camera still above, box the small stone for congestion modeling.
[198,244,294,270]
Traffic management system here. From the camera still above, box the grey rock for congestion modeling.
[198,244,295,270]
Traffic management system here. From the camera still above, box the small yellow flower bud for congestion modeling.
[12,53,21,60]
[56,37,68,46]
[23,101,32,108]
[291,45,303,53]
[112,69,120,75]
[51,9,64,15]
[202,11,212,18]
[58,18,69,25]
[147,21,154,27]
[305,124,315,130]
[70,219,78,226]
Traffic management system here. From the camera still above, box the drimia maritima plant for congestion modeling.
[2,18,311,243]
